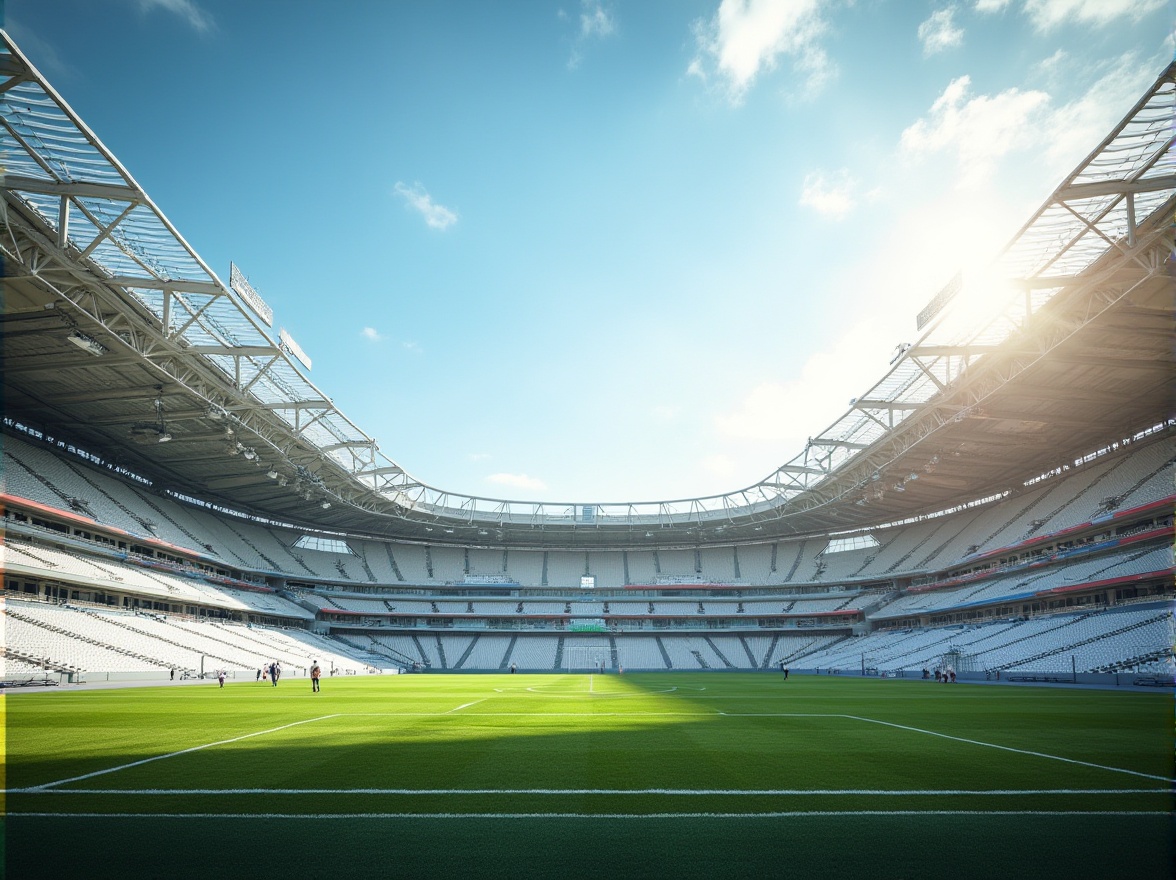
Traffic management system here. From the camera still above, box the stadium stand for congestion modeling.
[1,50,1173,684]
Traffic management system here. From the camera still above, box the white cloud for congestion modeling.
[1022,0,1167,31]
[581,0,616,37]
[900,75,1050,187]
[799,170,859,219]
[486,472,548,492]
[393,182,459,230]
[689,0,835,104]
[918,8,964,56]
[467,452,491,462]
[4,22,74,78]
[900,54,1152,187]
[699,453,738,480]
[361,327,382,342]
[137,0,214,33]
[1032,48,1069,82]
[401,340,423,354]
[567,0,617,69]
[1040,53,1153,176]
[974,0,1011,12]
[715,322,894,445]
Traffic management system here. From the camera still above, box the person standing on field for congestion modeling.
[311,661,321,693]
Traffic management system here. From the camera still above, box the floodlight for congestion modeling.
[157,432,173,443]
[320,501,331,509]
[66,330,106,356]
[266,468,279,479]
[243,448,257,460]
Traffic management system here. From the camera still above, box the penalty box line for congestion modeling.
[24,714,344,793]
[841,714,1172,783]
[13,709,730,794]
[717,712,1171,783]
[16,710,1168,794]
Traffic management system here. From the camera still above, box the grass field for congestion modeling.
[3,673,1173,879]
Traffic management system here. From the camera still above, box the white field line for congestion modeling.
[26,714,344,792]
[842,714,1172,783]
[715,712,840,718]
[19,710,1167,794]
[339,712,722,717]
[445,700,483,713]
[7,811,1169,820]
[9,788,1165,796]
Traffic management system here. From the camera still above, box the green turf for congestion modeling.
[4,673,1173,879]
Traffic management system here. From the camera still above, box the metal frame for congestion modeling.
[2,30,1172,541]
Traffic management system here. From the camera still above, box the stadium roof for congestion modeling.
[1,31,1173,548]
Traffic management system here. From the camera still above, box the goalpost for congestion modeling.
[565,646,611,672]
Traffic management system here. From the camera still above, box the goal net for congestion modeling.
[565,646,611,671]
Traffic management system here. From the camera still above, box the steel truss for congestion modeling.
[1,32,1172,544]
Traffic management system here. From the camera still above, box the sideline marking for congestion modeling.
[445,700,483,713]
[26,715,343,792]
[9,788,1166,796]
[523,687,676,697]
[339,712,719,717]
[7,810,1168,819]
[489,684,709,696]
[843,715,1172,783]
[710,712,1171,782]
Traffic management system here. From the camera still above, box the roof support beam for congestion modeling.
[108,276,224,296]
[2,174,140,203]
[1057,173,1176,201]
[77,201,137,261]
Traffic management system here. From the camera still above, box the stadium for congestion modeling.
[1,19,1173,880]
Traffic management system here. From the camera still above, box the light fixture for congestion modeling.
[320,501,331,509]
[66,330,106,356]
[206,404,227,421]
[243,448,257,460]
[157,432,173,443]
[266,468,279,479]
[276,476,288,486]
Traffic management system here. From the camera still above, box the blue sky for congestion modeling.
[8,0,1173,504]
